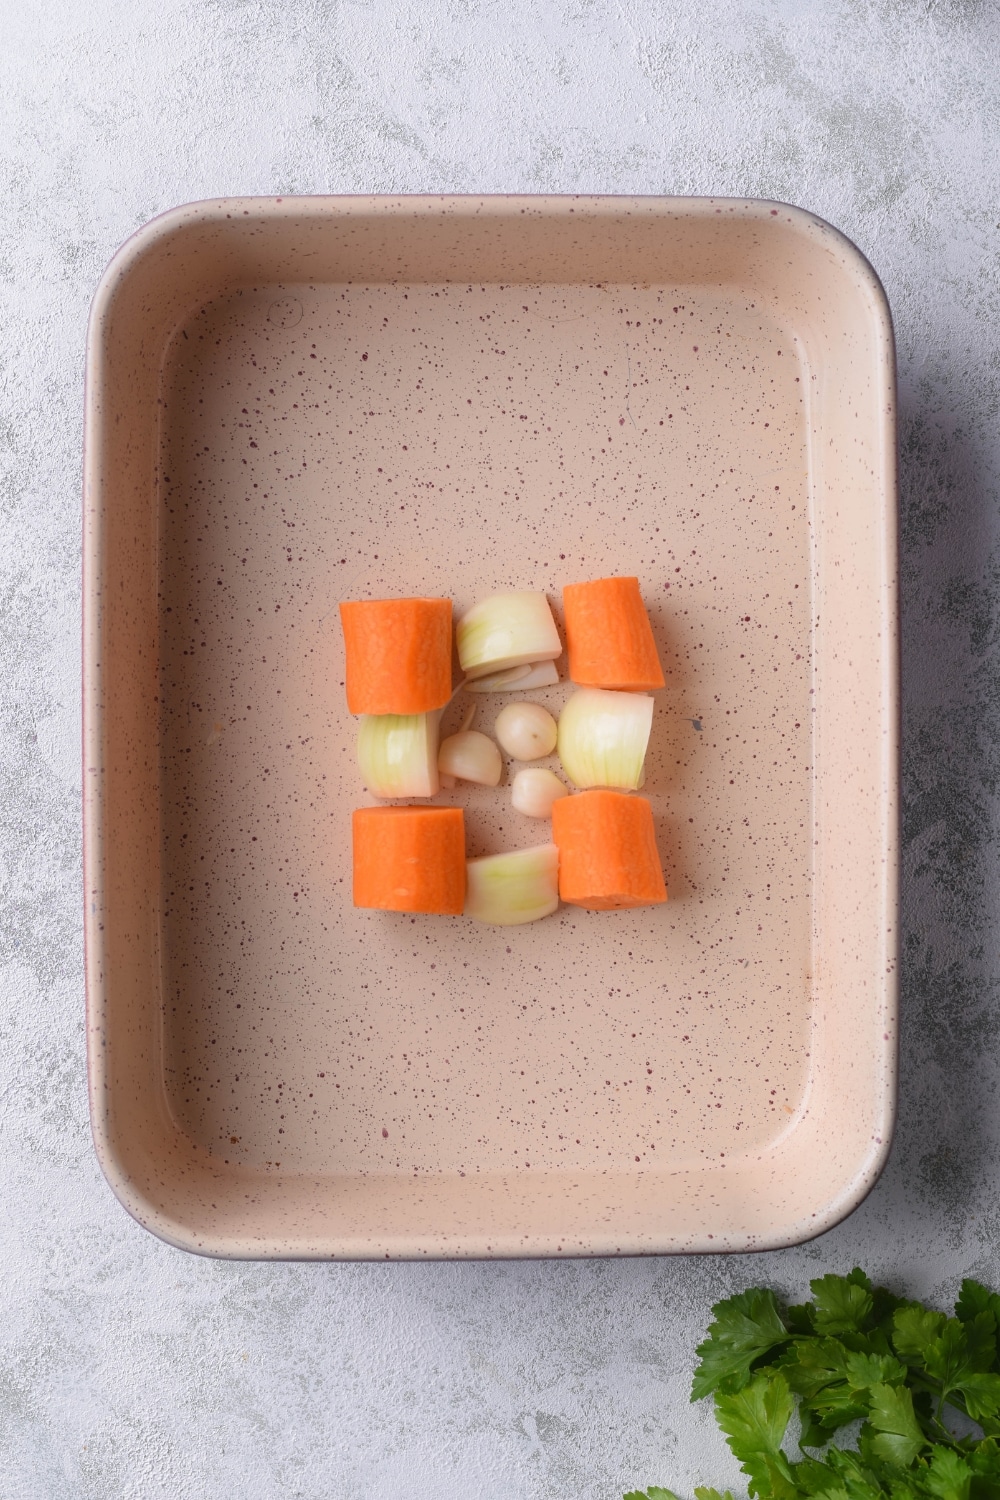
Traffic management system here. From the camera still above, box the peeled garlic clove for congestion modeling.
[438,729,502,787]
[511,767,569,819]
[494,701,558,761]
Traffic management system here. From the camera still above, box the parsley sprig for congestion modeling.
[625,1270,1000,1500]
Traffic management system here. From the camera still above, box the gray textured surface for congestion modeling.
[1,2,999,1495]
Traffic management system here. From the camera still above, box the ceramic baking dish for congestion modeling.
[83,196,897,1258]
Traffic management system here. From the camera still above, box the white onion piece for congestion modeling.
[494,702,558,761]
[463,660,561,693]
[465,844,560,925]
[357,712,440,798]
[511,767,569,819]
[511,660,560,691]
[457,592,562,680]
[463,664,532,692]
[438,729,502,786]
[557,688,653,790]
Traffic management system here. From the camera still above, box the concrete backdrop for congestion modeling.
[2,1,999,1495]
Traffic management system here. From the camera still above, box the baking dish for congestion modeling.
[83,196,897,1257]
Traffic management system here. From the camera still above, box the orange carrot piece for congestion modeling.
[353,806,466,914]
[562,576,665,690]
[551,790,667,910]
[340,597,452,715]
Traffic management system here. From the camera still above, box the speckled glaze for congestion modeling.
[83,195,897,1259]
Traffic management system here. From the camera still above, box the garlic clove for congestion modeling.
[494,701,558,761]
[437,729,502,787]
[511,767,570,819]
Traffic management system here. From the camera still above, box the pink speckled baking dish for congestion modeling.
[83,196,897,1259]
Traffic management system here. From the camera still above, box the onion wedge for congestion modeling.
[357,711,440,798]
[556,689,653,791]
[465,844,560,925]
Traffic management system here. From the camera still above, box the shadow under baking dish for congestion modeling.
[84,196,898,1258]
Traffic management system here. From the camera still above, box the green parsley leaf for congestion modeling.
[810,1273,875,1337]
[922,1446,973,1500]
[715,1370,799,1498]
[798,1418,837,1452]
[883,1477,921,1500]
[623,1490,681,1500]
[693,1490,737,1500]
[822,1444,886,1492]
[802,1383,870,1433]
[865,1384,927,1467]
[692,1290,791,1401]
[892,1307,948,1364]
[844,1352,908,1390]
[747,1454,800,1500]
[957,1280,1000,1336]
[715,1369,795,1462]
[923,1319,974,1390]
[963,1310,998,1374]
[787,1456,832,1492]
[970,1436,1000,1473]
[969,1440,1000,1498]
[968,1474,1000,1500]
[796,1482,869,1500]
[786,1338,852,1399]
[954,1372,1000,1421]
[786,1303,816,1336]
[869,1285,907,1331]
[904,1317,1000,1419]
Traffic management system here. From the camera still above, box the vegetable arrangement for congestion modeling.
[626,1269,1000,1500]
[339,578,669,924]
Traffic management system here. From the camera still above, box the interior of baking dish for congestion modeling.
[83,196,897,1258]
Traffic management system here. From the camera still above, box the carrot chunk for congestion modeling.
[340,597,452,715]
[562,576,665,690]
[551,790,667,910]
[352,806,466,914]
